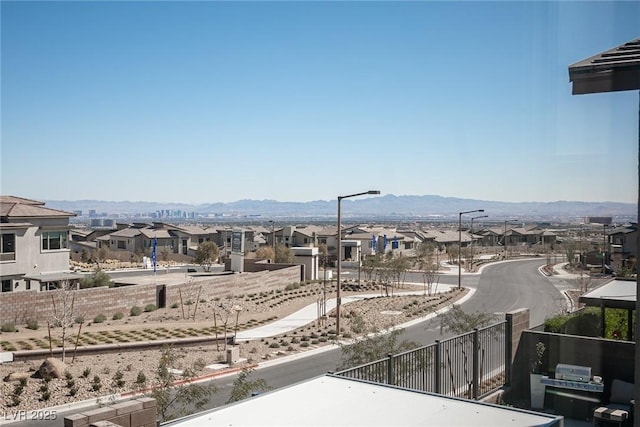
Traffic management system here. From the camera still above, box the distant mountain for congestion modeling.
[44,195,637,221]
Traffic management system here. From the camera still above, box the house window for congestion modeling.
[117,241,126,249]
[1,279,11,293]
[42,231,68,250]
[1,233,16,261]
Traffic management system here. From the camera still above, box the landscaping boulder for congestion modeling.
[3,371,32,382]
[38,357,67,379]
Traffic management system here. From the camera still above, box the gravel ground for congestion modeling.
[0,284,467,413]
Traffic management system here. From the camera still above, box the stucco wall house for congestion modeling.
[0,195,77,292]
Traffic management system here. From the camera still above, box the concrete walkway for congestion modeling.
[235,284,457,341]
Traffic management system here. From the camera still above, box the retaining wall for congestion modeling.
[0,266,302,325]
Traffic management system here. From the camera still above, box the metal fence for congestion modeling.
[335,321,507,400]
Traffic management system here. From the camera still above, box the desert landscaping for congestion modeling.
[0,280,468,413]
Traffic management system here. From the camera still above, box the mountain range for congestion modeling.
[44,195,637,221]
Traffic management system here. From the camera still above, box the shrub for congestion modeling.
[130,306,143,316]
[74,316,85,324]
[91,375,102,391]
[10,395,20,407]
[1,322,16,332]
[170,302,179,309]
[26,318,39,330]
[112,312,124,320]
[144,304,157,312]
[135,371,147,386]
[112,369,125,388]
[81,367,91,378]
[13,382,24,396]
[93,314,107,323]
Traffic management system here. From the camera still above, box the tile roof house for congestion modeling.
[97,222,219,258]
[0,195,79,292]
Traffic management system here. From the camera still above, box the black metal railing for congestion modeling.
[335,321,507,400]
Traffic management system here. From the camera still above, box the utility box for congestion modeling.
[226,347,240,365]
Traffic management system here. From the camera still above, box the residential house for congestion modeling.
[292,225,323,247]
[97,222,219,258]
[604,224,637,273]
[0,196,79,292]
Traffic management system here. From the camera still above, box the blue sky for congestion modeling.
[2,1,639,205]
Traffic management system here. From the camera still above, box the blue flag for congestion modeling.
[383,234,387,250]
[152,237,157,273]
[372,235,377,252]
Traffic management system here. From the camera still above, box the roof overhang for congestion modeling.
[569,38,640,94]
[23,272,84,282]
[579,279,637,310]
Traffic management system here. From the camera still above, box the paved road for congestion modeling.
[5,258,563,426]
[185,258,562,411]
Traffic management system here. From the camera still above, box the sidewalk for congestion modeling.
[236,283,458,341]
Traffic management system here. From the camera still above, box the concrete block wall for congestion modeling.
[0,285,157,325]
[0,266,302,324]
[505,308,530,362]
[165,266,302,305]
[64,397,157,427]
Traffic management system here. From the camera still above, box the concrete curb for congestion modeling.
[11,337,231,362]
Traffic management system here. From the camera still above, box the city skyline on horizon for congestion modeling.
[2,2,639,205]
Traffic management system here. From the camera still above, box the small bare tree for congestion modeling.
[416,242,439,296]
[213,301,235,351]
[150,346,217,422]
[49,278,79,362]
[576,271,592,294]
[226,367,270,403]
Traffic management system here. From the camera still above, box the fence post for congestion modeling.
[387,353,394,385]
[473,328,479,400]
[505,315,513,387]
[435,340,441,394]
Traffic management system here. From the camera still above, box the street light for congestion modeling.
[458,209,484,289]
[503,219,518,260]
[269,220,275,261]
[336,190,380,335]
[602,224,609,274]
[470,214,488,273]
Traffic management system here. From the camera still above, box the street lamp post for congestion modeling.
[458,209,484,289]
[602,224,608,274]
[269,220,275,262]
[336,190,380,335]
[470,214,488,273]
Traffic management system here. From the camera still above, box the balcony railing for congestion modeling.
[335,321,507,400]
